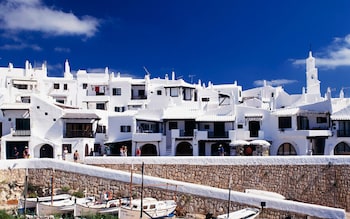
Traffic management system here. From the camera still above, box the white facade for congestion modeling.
[1,52,350,160]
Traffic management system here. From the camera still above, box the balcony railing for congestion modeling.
[131,95,147,100]
[13,130,31,136]
[208,131,228,138]
[64,131,94,138]
[180,130,194,137]
[337,130,350,137]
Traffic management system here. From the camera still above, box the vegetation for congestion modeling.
[0,210,15,219]
[60,185,70,193]
[72,189,84,198]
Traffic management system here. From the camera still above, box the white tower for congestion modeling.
[64,60,73,79]
[306,51,320,96]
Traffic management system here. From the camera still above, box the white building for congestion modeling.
[0,51,349,160]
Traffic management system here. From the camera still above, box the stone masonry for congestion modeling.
[0,159,349,219]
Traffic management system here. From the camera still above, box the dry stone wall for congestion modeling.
[27,168,311,219]
[99,162,350,212]
[1,160,349,218]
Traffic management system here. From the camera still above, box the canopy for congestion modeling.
[249,139,271,147]
[230,140,250,147]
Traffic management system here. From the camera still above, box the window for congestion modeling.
[338,121,350,137]
[114,106,125,112]
[54,83,60,89]
[113,88,121,96]
[138,90,145,97]
[96,125,106,133]
[62,144,72,153]
[157,90,162,95]
[204,124,210,130]
[83,83,88,89]
[170,88,179,97]
[21,96,31,103]
[169,122,178,130]
[65,123,93,138]
[237,124,243,129]
[202,97,210,102]
[278,117,292,129]
[317,117,327,123]
[64,84,68,90]
[277,143,297,155]
[120,125,131,132]
[96,103,105,110]
[334,142,350,155]
[13,82,28,89]
[297,116,309,130]
[16,118,30,130]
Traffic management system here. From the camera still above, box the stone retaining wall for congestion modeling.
[1,158,349,218]
[98,162,350,212]
[27,168,310,219]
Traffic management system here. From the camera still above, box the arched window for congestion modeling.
[277,143,296,155]
[334,142,350,155]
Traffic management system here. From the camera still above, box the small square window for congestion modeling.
[113,88,121,96]
[157,90,162,95]
[83,83,87,89]
[54,83,59,89]
[64,84,68,90]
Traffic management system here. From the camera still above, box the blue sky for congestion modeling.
[1,0,350,96]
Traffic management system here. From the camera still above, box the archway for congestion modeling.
[334,142,350,155]
[141,144,157,156]
[176,142,193,156]
[277,143,297,155]
[40,144,54,158]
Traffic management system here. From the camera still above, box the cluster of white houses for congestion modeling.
[0,51,350,160]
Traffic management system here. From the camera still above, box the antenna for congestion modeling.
[189,74,196,83]
[143,66,151,75]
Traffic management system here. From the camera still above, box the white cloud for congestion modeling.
[254,79,297,87]
[0,43,41,51]
[0,0,99,37]
[292,34,350,69]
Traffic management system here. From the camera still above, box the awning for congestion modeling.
[104,138,132,145]
[230,140,250,147]
[245,114,263,121]
[61,112,100,120]
[249,139,271,147]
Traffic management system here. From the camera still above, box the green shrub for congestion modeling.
[61,186,70,193]
[0,209,15,219]
[72,190,84,198]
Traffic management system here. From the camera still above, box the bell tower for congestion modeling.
[306,51,320,96]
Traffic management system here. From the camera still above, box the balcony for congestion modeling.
[64,131,94,138]
[180,130,194,137]
[208,131,229,139]
[13,130,31,136]
[231,130,265,140]
[279,129,332,137]
[133,132,162,142]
